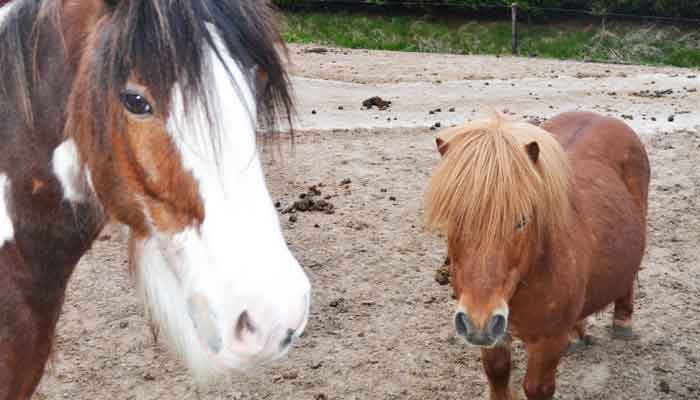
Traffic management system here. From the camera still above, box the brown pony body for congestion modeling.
[426,111,649,399]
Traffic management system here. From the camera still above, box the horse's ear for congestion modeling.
[525,141,540,163]
[436,137,448,156]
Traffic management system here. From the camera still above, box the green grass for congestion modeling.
[281,11,700,68]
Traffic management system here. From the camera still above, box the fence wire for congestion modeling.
[278,1,700,24]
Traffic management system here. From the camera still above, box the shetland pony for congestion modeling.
[425,111,649,399]
[0,0,310,397]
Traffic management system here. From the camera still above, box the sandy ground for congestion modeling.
[34,46,700,399]
[287,44,700,134]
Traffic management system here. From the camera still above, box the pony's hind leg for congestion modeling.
[613,281,635,338]
[566,319,592,354]
[481,336,515,400]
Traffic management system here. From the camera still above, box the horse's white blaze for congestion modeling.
[52,139,88,203]
[134,27,310,380]
[0,174,14,246]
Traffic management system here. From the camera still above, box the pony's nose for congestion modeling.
[455,311,507,347]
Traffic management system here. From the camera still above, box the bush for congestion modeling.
[272,0,700,18]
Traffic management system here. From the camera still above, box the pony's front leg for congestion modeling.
[481,336,515,400]
[522,335,569,400]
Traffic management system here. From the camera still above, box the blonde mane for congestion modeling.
[424,114,572,253]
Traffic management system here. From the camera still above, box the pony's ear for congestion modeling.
[525,141,540,163]
[436,137,448,156]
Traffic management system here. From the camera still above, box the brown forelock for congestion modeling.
[424,114,572,260]
[66,19,204,237]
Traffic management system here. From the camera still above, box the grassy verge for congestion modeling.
[281,11,700,68]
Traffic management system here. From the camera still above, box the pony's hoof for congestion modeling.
[567,340,586,354]
[567,335,593,355]
[612,325,636,339]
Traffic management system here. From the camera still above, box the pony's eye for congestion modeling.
[120,92,153,115]
[516,216,529,231]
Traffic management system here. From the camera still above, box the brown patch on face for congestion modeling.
[66,23,204,237]
[109,81,205,236]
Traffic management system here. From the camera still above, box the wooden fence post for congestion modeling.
[511,3,518,55]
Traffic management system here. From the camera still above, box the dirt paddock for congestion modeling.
[35,47,699,399]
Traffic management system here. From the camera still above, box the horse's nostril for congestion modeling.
[234,310,256,341]
[280,328,296,349]
[455,312,470,337]
[488,314,507,338]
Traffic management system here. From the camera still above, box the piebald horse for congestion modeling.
[0,0,310,397]
[425,111,649,399]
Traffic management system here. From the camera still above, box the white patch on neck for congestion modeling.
[52,139,89,203]
[0,174,14,246]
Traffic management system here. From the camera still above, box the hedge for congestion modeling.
[273,1,700,19]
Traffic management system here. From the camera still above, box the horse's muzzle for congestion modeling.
[186,289,310,368]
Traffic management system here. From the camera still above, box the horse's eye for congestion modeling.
[516,216,529,231]
[120,92,153,115]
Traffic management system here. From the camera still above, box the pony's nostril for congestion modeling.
[234,310,256,341]
[455,312,470,337]
[488,314,507,338]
